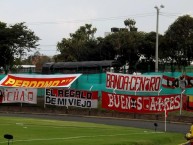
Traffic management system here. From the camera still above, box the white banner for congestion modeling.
[106,72,162,92]
[45,88,98,108]
[0,88,37,104]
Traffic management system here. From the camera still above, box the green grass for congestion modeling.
[0,116,187,145]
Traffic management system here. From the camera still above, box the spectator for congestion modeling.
[179,75,186,90]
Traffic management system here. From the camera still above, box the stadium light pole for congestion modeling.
[154,5,164,72]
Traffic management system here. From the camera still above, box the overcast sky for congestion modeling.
[1,0,193,56]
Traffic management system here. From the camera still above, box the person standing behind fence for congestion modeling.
[179,75,186,90]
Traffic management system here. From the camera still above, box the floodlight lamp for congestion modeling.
[160,4,164,8]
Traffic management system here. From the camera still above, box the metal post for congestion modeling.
[180,89,185,115]
[155,5,164,72]
[155,7,159,72]
[165,108,167,132]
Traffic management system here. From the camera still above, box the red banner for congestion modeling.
[106,72,161,92]
[0,74,81,88]
[162,75,177,89]
[162,75,193,89]
[102,91,181,113]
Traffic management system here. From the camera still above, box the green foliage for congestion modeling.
[55,15,193,72]
[0,21,39,70]
[163,15,193,67]
[56,24,99,62]
[10,22,40,56]
[139,32,157,60]
[104,30,144,66]
[124,18,137,32]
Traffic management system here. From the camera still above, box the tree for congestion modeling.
[102,29,144,68]
[0,22,14,71]
[10,22,40,59]
[163,15,193,67]
[56,24,99,61]
[98,36,116,60]
[139,32,156,60]
[124,18,138,32]
[0,21,40,71]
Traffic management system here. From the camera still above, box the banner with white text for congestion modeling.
[106,72,162,92]
[45,88,98,108]
[102,91,181,113]
[0,74,81,88]
[0,88,37,104]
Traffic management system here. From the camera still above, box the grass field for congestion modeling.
[0,116,187,145]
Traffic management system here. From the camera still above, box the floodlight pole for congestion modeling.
[154,5,164,72]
